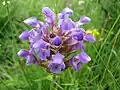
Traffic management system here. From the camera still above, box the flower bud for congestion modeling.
[80,16,91,24]
[19,31,29,40]
[77,52,91,63]
[84,33,96,42]
[52,36,62,46]
[23,17,38,27]
[17,49,29,57]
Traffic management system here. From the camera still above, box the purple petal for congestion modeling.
[72,31,84,41]
[48,52,65,73]
[60,19,74,30]
[52,36,62,46]
[84,33,96,42]
[58,13,65,19]
[69,58,82,71]
[45,17,53,24]
[72,62,82,71]
[42,7,55,24]
[33,39,49,49]
[48,63,63,74]
[26,54,36,65]
[80,16,91,24]
[19,31,29,40]
[18,49,29,57]
[62,7,73,16]
[38,49,50,60]
[42,7,55,17]
[23,17,39,27]
[78,52,91,63]
[33,40,50,60]
[29,28,44,42]
[52,52,64,63]
[73,41,85,51]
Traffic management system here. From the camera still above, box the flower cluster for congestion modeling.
[18,7,96,74]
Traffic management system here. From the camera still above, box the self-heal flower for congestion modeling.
[48,52,65,73]
[19,31,29,40]
[33,39,50,60]
[18,6,96,74]
[52,36,62,46]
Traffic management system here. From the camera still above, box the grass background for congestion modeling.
[0,0,120,90]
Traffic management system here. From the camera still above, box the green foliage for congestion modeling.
[0,0,120,90]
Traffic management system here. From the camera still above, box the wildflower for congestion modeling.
[18,7,96,73]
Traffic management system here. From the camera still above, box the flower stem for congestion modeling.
[66,0,68,7]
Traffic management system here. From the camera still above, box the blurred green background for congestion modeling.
[0,0,120,90]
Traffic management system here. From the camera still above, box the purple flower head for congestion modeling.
[52,36,62,46]
[84,33,96,42]
[33,39,50,60]
[19,31,30,40]
[18,49,29,57]
[18,6,96,74]
[48,52,65,73]
[77,52,91,63]
[80,16,91,24]
[42,7,55,24]
[69,57,82,71]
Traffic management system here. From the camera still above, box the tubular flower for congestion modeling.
[18,7,96,74]
[48,52,65,73]
[42,7,56,25]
